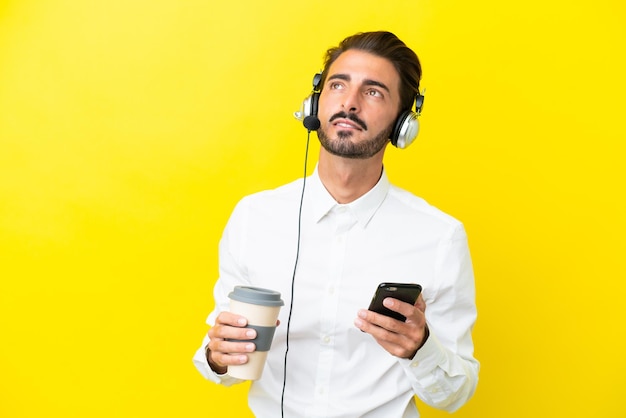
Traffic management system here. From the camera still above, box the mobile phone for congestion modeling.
[368,283,422,322]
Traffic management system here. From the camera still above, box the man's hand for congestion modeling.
[354,293,428,359]
[206,311,257,374]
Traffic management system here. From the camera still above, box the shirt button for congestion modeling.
[322,335,331,344]
[411,361,419,367]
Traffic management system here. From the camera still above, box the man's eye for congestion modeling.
[330,82,344,90]
[366,89,382,97]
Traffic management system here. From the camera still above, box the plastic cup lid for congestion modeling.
[228,286,284,307]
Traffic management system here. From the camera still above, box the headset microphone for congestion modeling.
[303,115,320,131]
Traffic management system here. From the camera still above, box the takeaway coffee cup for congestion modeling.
[227,286,284,380]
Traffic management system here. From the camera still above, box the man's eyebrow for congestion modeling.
[363,79,390,93]
[327,73,351,82]
[327,73,390,93]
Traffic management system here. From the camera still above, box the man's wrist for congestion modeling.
[419,324,430,350]
[408,324,430,359]
[205,344,228,375]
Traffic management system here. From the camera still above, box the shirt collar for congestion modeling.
[308,165,390,228]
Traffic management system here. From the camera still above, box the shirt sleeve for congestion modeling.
[398,222,479,411]
[191,199,250,386]
[191,334,243,386]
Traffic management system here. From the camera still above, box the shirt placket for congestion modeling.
[310,206,356,417]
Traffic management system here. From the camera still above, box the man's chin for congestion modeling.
[336,129,358,139]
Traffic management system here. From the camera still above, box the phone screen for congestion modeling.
[368,283,422,322]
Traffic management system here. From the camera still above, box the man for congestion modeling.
[193,31,479,417]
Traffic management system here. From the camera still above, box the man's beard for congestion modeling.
[317,113,394,159]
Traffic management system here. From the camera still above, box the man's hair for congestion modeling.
[320,31,422,113]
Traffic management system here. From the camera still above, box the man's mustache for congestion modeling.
[329,112,368,131]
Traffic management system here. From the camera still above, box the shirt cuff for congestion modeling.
[192,345,243,386]
[398,330,448,379]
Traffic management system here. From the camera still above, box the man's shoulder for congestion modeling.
[235,177,304,209]
[386,184,462,228]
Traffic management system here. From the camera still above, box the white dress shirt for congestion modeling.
[193,167,479,417]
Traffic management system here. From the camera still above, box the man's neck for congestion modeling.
[317,150,384,204]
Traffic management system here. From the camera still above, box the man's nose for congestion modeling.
[341,89,361,113]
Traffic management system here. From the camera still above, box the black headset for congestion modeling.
[294,73,424,149]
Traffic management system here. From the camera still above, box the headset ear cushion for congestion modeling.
[309,92,319,118]
[300,92,319,119]
[390,111,420,149]
[391,111,411,147]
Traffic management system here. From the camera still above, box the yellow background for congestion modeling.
[1,1,624,417]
